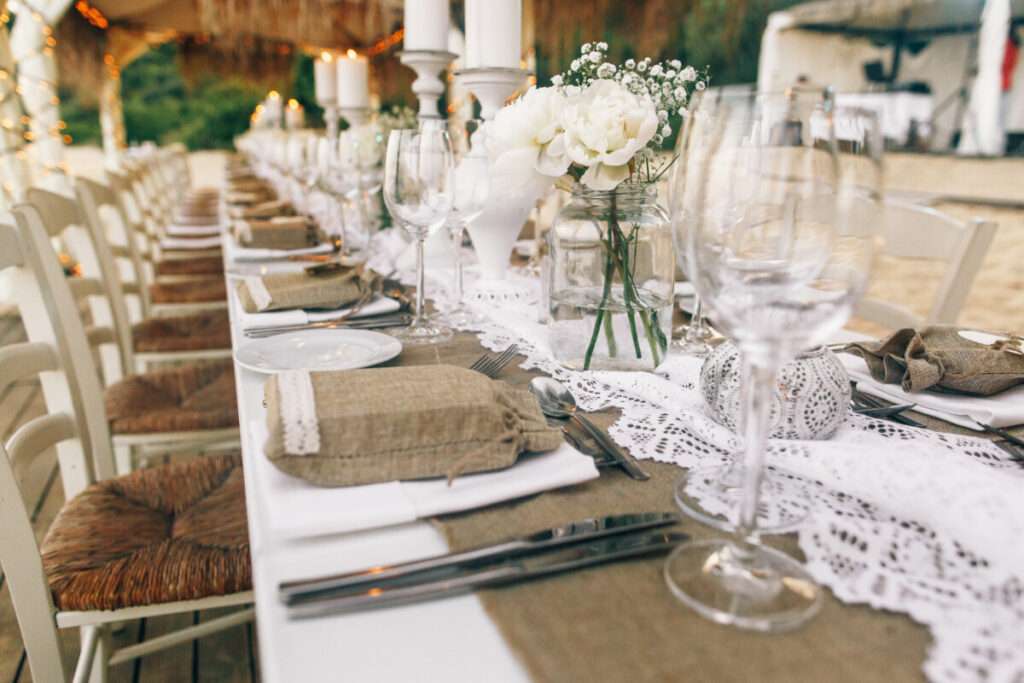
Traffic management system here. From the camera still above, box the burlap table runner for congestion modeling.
[233,216,320,250]
[235,266,369,313]
[368,333,936,683]
[263,365,561,486]
[229,199,291,219]
[844,325,1024,396]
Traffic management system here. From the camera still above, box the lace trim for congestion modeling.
[244,276,273,311]
[418,269,1024,683]
[358,252,1024,682]
[277,370,320,455]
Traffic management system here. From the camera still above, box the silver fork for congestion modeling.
[469,345,520,379]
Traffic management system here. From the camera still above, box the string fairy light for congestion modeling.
[3,0,70,183]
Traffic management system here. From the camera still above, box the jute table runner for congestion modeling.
[381,333,938,683]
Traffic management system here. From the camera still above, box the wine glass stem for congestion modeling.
[736,352,780,547]
[686,296,707,342]
[453,223,465,305]
[414,236,427,325]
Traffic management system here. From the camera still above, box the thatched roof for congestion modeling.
[90,0,401,51]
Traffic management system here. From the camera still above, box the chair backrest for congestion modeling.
[106,168,157,317]
[25,187,132,387]
[0,433,72,683]
[0,327,101,683]
[5,207,118,486]
[856,200,998,329]
[73,177,146,368]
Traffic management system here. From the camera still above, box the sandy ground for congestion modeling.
[36,146,1024,337]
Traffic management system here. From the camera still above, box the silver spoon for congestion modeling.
[529,377,650,481]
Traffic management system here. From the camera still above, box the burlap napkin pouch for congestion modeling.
[263,365,562,486]
[236,266,371,313]
[229,199,291,219]
[233,216,320,250]
[843,325,1024,396]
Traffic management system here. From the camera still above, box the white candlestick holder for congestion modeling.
[454,67,529,121]
[339,107,372,128]
[454,66,535,304]
[399,50,457,122]
[321,104,341,140]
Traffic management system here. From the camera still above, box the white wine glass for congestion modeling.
[441,118,490,329]
[664,90,883,632]
[382,128,455,345]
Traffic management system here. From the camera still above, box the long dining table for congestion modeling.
[220,231,962,682]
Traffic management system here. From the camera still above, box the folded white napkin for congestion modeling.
[166,222,224,237]
[247,419,599,540]
[224,235,335,263]
[839,353,1024,430]
[238,295,401,330]
[159,234,224,250]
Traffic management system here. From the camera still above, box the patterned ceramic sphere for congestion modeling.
[699,342,851,440]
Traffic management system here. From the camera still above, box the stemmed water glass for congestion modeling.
[441,118,490,329]
[382,127,455,345]
[663,91,883,631]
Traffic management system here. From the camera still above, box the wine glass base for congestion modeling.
[670,337,712,358]
[439,306,487,330]
[390,322,453,346]
[664,539,822,633]
[675,465,811,535]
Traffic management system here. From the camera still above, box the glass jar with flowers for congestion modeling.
[489,42,706,370]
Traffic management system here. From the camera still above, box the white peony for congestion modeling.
[560,79,658,190]
[486,86,570,194]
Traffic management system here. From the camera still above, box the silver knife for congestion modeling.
[287,530,688,619]
[279,511,679,604]
[244,313,412,337]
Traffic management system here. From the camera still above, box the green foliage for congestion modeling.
[62,42,264,150]
[677,0,803,85]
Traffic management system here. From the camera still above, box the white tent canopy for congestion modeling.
[758,0,1024,155]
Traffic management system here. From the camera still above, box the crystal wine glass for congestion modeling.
[664,91,883,631]
[382,128,456,344]
[440,118,490,329]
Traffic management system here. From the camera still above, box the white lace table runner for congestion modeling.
[412,265,1024,683]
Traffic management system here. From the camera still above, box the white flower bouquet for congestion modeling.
[486,42,708,370]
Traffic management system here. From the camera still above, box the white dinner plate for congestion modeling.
[234,329,402,374]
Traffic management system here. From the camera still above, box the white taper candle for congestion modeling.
[464,0,521,69]
[404,0,450,51]
[336,50,370,109]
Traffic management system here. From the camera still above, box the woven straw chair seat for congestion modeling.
[154,255,225,277]
[132,310,231,353]
[105,359,238,434]
[40,454,250,611]
[149,277,227,304]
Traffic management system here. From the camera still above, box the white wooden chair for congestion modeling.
[0,214,252,683]
[856,200,998,330]
[111,164,227,302]
[13,198,239,475]
[71,178,232,373]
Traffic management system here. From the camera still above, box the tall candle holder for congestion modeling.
[454,66,536,307]
[454,67,529,121]
[322,104,341,140]
[399,50,457,122]
[339,107,372,128]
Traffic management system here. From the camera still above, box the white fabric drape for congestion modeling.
[958,0,1010,155]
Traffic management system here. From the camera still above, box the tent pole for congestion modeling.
[0,0,31,209]
[99,58,125,170]
[9,0,74,193]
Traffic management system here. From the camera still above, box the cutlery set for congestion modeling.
[280,512,685,618]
